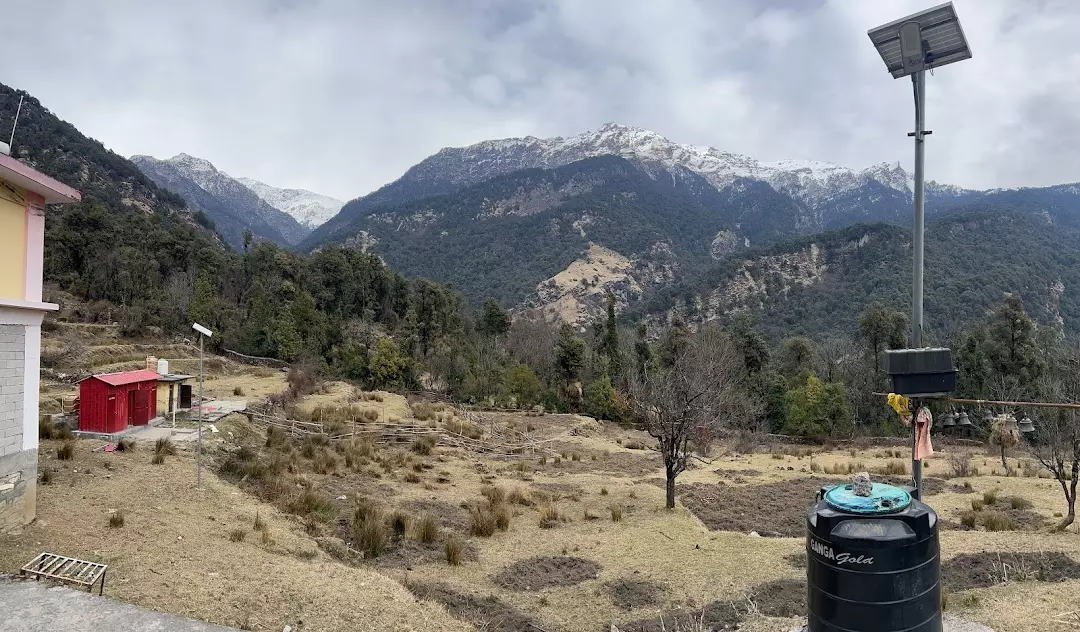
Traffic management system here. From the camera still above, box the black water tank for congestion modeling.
[806,482,940,632]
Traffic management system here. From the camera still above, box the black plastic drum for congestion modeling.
[806,482,940,632]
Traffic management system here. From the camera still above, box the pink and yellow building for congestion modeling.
[0,152,80,532]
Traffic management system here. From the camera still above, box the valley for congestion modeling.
[6,322,1080,632]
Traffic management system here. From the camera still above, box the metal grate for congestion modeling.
[21,552,108,595]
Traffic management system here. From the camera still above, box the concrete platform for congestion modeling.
[0,576,236,631]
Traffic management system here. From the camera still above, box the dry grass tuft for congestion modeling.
[494,504,512,531]
[411,435,436,456]
[509,487,532,506]
[155,437,177,456]
[414,514,438,544]
[253,512,267,532]
[353,509,388,558]
[1009,496,1034,510]
[265,426,286,449]
[108,510,124,528]
[971,498,985,512]
[960,510,977,529]
[389,510,411,538]
[116,438,135,452]
[480,485,507,506]
[983,490,998,506]
[609,503,624,522]
[469,504,498,537]
[56,442,74,461]
[229,528,247,542]
[539,503,561,528]
[444,535,463,566]
[981,510,1016,532]
[39,468,53,485]
[151,452,165,465]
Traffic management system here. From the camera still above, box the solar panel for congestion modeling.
[868,2,971,78]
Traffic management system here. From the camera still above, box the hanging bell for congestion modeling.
[1019,416,1036,433]
[957,411,972,426]
[982,410,994,424]
[941,412,956,427]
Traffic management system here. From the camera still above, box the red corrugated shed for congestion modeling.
[79,370,159,433]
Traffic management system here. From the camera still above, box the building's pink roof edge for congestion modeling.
[0,153,81,204]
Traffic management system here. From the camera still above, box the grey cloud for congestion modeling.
[2,0,1078,200]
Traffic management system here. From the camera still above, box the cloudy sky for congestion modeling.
[5,0,1080,200]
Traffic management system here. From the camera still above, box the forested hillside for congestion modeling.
[315,156,735,306]
[0,83,470,388]
[641,208,1080,344]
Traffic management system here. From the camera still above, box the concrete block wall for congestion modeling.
[0,324,31,533]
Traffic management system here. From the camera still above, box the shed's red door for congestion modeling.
[127,390,136,425]
[106,394,117,432]
[134,388,150,425]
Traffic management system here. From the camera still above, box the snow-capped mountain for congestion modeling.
[235,177,343,230]
[131,154,308,248]
[307,122,971,247]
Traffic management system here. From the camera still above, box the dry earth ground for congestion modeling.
[9,368,1080,631]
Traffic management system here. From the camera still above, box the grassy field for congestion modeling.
[7,390,1080,631]
[13,324,1080,631]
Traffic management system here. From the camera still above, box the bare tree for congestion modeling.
[628,325,749,509]
[1030,348,1080,530]
[1031,408,1079,530]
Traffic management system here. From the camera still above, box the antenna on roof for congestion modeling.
[0,95,23,156]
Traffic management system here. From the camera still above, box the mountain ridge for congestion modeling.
[131,153,309,248]
[235,176,343,230]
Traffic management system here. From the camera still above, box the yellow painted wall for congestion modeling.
[0,186,27,301]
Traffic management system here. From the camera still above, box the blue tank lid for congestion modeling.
[824,482,912,515]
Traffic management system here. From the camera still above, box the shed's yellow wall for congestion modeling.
[0,185,27,301]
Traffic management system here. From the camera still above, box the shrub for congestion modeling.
[771,453,785,460]
[414,514,438,544]
[539,503,560,528]
[151,452,165,465]
[1009,496,1034,510]
[266,426,287,448]
[108,510,125,528]
[959,510,977,529]
[571,453,580,462]
[609,503,624,522]
[444,536,463,566]
[229,528,247,542]
[39,418,55,440]
[469,504,498,537]
[981,510,1015,532]
[539,455,547,466]
[411,436,436,456]
[233,386,245,396]
[313,449,338,474]
[971,499,984,512]
[809,461,822,473]
[57,442,74,461]
[962,481,974,492]
[155,438,176,456]
[253,512,267,532]
[600,487,609,496]
[116,438,134,452]
[405,472,421,483]
[983,490,998,506]
[480,485,506,505]
[39,468,53,485]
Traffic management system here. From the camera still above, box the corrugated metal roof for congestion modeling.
[84,369,161,387]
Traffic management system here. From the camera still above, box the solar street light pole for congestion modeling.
[910,67,926,499]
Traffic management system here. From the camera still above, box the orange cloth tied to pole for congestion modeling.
[914,406,934,460]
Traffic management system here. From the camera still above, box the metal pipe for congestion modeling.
[197,333,203,489]
[910,69,927,500]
